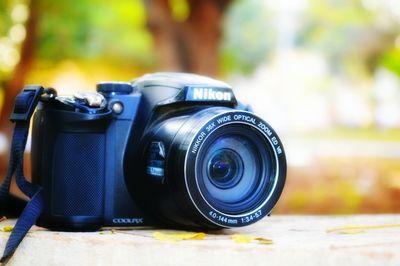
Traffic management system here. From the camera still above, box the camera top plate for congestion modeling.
[133,72,231,90]
[133,72,237,107]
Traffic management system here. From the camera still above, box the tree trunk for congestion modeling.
[146,0,231,77]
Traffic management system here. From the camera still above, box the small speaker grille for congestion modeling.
[52,133,105,217]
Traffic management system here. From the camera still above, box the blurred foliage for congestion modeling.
[0,0,155,88]
[0,0,28,78]
[381,48,400,77]
[220,0,276,75]
[299,0,375,77]
[221,0,400,78]
[303,128,400,141]
[2,0,400,80]
[37,0,154,66]
[169,0,190,22]
[0,1,15,36]
[277,157,400,214]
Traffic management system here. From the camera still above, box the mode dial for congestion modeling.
[96,82,133,95]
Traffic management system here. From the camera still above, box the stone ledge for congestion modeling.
[1,215,400,266]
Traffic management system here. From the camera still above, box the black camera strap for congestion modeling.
[0,86,45,264]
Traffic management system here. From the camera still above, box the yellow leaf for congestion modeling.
[99,230,114,235]
[231,234,254,243]
[0,226,13,232]
[327,224,400,234]
[153,231,206,242]
[231,234,273,245]
[254,237,273,245]
[336,229,366,234]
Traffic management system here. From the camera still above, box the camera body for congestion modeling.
[32,73,286,231]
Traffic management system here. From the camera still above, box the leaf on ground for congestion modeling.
[327,224,400,234]
[99,230,115,235]
[231,234,254,243]
[336,229,366,234]
[231,234,273,245]
[153,231,206,242]
[254,236,273,245]
[0,226,13,232]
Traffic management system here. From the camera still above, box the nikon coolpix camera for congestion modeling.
[31,72,286,230]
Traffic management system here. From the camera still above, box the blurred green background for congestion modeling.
[0,0,399,214]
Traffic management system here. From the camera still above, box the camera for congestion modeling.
[31,72,286,230]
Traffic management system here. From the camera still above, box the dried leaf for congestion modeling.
[327,223,400,234]
[254,236,273,245]
[231,234,254,243]
[335,229,366,234]
[0,226,14,232]
[231,234,273,245]
[153,231,206,241]
[99,230,115,235]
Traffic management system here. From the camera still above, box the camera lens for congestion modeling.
[207,148,243,189]
[197,128,273,215]
[130,108,286,229]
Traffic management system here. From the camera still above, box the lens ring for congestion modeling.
[183,110,286,227]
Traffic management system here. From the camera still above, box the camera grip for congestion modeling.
[32,109,111,231]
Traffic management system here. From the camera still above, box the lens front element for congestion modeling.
[198,126,275,217]
[207,148,243,189]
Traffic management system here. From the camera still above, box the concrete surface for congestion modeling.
[1,215,400,266]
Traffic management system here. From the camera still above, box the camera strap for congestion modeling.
[0,86,45,264]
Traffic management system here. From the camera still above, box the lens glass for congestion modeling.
[197,126,274,215]
[207,148,243,189]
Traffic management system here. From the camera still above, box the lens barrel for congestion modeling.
[132,107,286,229]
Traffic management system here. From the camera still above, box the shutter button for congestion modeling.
[73,92,106,108]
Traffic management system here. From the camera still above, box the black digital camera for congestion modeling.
[31,72,286,231]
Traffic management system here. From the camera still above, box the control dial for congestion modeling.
[96,82,133,95]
